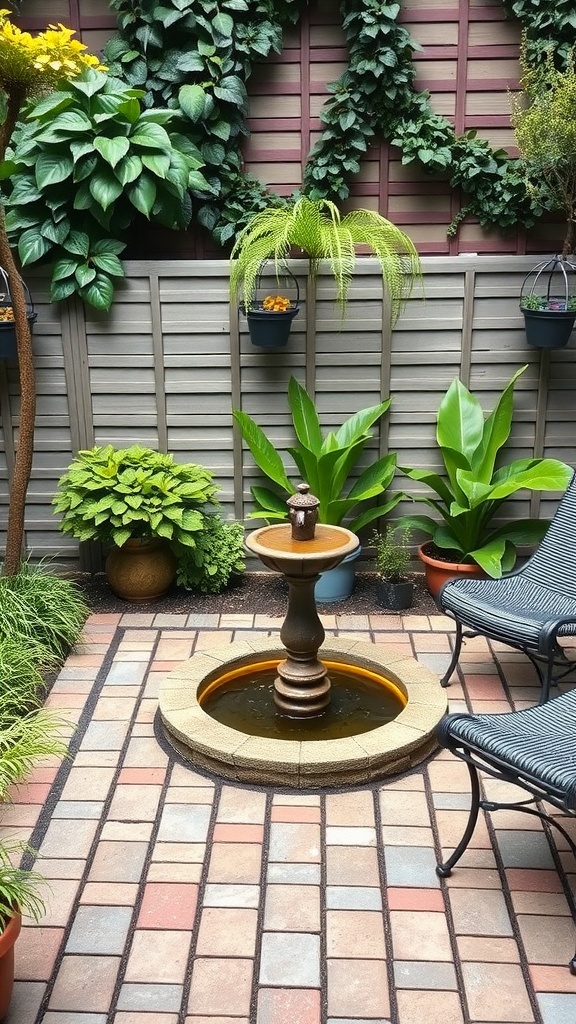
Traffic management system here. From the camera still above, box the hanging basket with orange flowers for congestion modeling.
[239,264,300,349]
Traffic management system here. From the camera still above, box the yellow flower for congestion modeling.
[0,14,106,94]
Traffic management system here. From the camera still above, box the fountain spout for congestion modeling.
[287,483,319,541]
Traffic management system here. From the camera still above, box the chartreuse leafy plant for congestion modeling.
[230,196,420,323]
[396,366,573,578]
[233,376,401,533]
[53,445,219,549]
[5,68,210,311]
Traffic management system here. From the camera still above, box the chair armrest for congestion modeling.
[538,616,576,654]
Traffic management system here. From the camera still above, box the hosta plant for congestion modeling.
[396,365,573,577]
[230,195,421,323]
[4,68,211,310]
[53,445,219,549]
[233,375,401,533]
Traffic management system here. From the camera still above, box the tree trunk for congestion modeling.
[0,88,32,576]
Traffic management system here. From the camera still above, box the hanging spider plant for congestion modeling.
[230,196,421,325]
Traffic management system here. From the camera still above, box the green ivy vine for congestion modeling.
[104,0,575,246]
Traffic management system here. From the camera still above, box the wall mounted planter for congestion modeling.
[0,312,38,359]
[239,264,300,348]
[520,255,576,349]
[240,302,300,348]
[0,269,36,359]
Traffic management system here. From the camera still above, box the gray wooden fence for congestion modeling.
[1,255,575,569]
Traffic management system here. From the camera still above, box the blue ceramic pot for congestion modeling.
[314,545,361,604]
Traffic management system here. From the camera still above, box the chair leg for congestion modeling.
[539,652,554,705]
[436,759,480,877]
[440,620,463,688]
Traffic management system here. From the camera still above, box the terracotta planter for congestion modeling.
[105,537,177,603]
[418,542,485,600]
[0,912,21,1020]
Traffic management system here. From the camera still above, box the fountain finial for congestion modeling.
[287,483,319,541]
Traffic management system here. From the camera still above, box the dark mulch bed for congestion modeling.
[73,570,439,618]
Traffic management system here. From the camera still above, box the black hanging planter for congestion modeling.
[520,255,576,349]
[240,266,300,349]
[0,269,37,359]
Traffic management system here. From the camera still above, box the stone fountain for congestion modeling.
[159,485,446,787]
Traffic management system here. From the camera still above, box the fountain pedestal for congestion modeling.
[275,573,329,716]
[245,522,359,718]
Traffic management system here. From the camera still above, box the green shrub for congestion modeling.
[176,516,245,594]
[53,445,219,549]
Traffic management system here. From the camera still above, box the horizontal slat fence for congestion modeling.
[1,256,575,569]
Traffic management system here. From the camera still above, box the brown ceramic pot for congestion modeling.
[418,542,485,600]
[105,537,177,603]
[0,912,21,1020]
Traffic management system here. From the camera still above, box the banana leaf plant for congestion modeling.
[396,365,573,577]
[233,376,401,533]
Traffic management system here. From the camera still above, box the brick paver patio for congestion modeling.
[8,609,576,1024]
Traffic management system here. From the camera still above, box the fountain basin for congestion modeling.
[245,523,359,576]
[159,639,447,788]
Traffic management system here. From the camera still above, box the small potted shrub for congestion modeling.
[371,525,413,610]
[53,445,219,601]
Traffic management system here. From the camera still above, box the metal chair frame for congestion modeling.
[438,472,576,703]
[436,706,576,974]
[440,615,576,702]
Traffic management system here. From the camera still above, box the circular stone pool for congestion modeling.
[159,639,447,788]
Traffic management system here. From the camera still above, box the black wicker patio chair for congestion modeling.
[436,692,576,972]
[438,471,576,703]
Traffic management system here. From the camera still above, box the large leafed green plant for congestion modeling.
[53,445,219,549]
[230,196,420,323]
[233,375,401,533]
[5,68,210,311]
[396,366,573,577]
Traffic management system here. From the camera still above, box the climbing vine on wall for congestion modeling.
[104,0,574,246]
